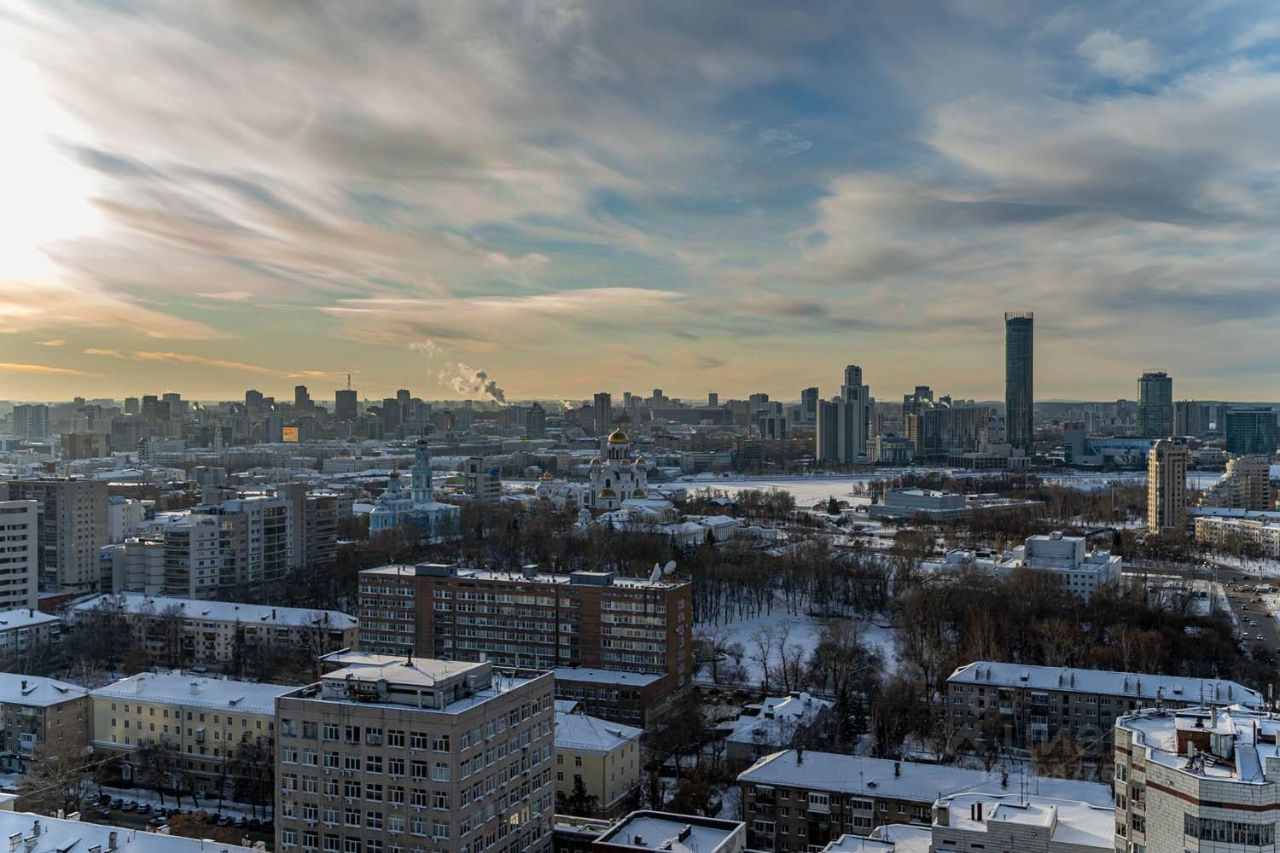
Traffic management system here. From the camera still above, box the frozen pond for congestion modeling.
[676,468,1223,506]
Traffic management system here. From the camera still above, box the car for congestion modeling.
[216,815,234,826]
[123,801,138,812]
[94,807,111,819]
[146,816,167,829]
[138,803,151,815]
[235,816,248,828]
[110,798,124,810]
[98,794,112,806]
[1257,634,1266,640]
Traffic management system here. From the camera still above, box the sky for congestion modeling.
[0,0,1278,404]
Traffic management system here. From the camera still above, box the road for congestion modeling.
[1202,560,1280,662]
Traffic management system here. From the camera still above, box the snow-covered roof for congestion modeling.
[69,592,357,631]
[738,751,1112,807]
[722,693,831,746]
[596,811,742,852]
[555,710,642,753]
[0,812,255,852]
[822,827,933,852]
[937,793,1113,850]
[91,673,291,716]
[553,667,664,687]
[0,672,87,707]
[0,608,59,631]
[948,662,1262,707]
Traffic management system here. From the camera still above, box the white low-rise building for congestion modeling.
[933,793,1111,851]
[998,532,1122,601]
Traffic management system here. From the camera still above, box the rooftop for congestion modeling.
[91,673,291,716]
[552,667,664,687]
[361,562,685,590]
[738,751,1112,808]
[938,793,1113,850]
[0,812,255,852]
[1119,706,1280,784]
[555,709,642,752]
[948,661,1262,707]
[69,592,357,631]
[0,608,59,631]
[821,826,932,852]
[596,811,743,852]
[293,657,549,716]
[0,672,87,707]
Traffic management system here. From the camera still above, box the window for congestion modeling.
[432,734,450,752]
[432,762,450,782]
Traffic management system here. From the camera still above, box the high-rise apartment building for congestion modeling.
[1147,438,1188,536]
[1114,706,1280,853]
[814,398,842,464]
[1199,454,1273,510]
[592,392,612,437]
[275,655,555,853]
[11,405,48,440]
[1175,399,1213,436]
[1224,407,1278,456]
[0,502,37,610]
[1004,312,1034,452]
[1136,370,1173,438]
[3,479,108,593]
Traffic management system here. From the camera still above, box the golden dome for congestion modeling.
[607,427,629,445]
[634,489,647,498]
[599,488,616,498]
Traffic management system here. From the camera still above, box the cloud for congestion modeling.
[323,287,686,347]
[1076,30,1157,83]
[0,362,96,377]
[83,348,342,380]
[33,339,64,347]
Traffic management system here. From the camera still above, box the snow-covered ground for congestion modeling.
[1212,554,1280,578]
[696,605,898,689]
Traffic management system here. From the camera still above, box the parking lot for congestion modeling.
[82,795,273,846]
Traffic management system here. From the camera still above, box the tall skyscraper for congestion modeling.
[707,391,719,407]
[800,386,819,425]
[12,404,49,439]
[293,384,311,410]
[1137,371,1173,438]
[334,388,358,421]
[526,402,547,440]
[0,501,38,609]
[592,392,612,436]
[840,365,869,462]
[1004,312,1034,452]
[815,399,840,463]
[1148,439,1188,536]
[1224,408,1278,456]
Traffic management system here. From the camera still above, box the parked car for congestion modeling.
[138,803,152,815]
[122,801,138,812]
[110,798,123,810]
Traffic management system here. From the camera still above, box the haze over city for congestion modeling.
[2,1,1279,400]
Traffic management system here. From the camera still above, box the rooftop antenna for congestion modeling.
[347,373,351,390]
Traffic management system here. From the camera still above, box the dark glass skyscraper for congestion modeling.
[1224,407,1278,455]
[1004,312,1034,452]
[1137,370,1173,438]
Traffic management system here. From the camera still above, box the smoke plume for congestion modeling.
[440,362,507,404]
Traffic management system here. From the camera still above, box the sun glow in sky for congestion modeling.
[1,1,1280,403]
[0,56,101,283]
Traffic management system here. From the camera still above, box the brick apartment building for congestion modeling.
[358,564,693,724]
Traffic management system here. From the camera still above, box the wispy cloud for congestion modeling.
[83,348,343,380]
[0,362,95,376]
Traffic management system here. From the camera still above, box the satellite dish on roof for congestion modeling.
[649,565,662,583]
[663,560,677,575]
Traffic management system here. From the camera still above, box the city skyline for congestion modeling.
[4,2,1280,400]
